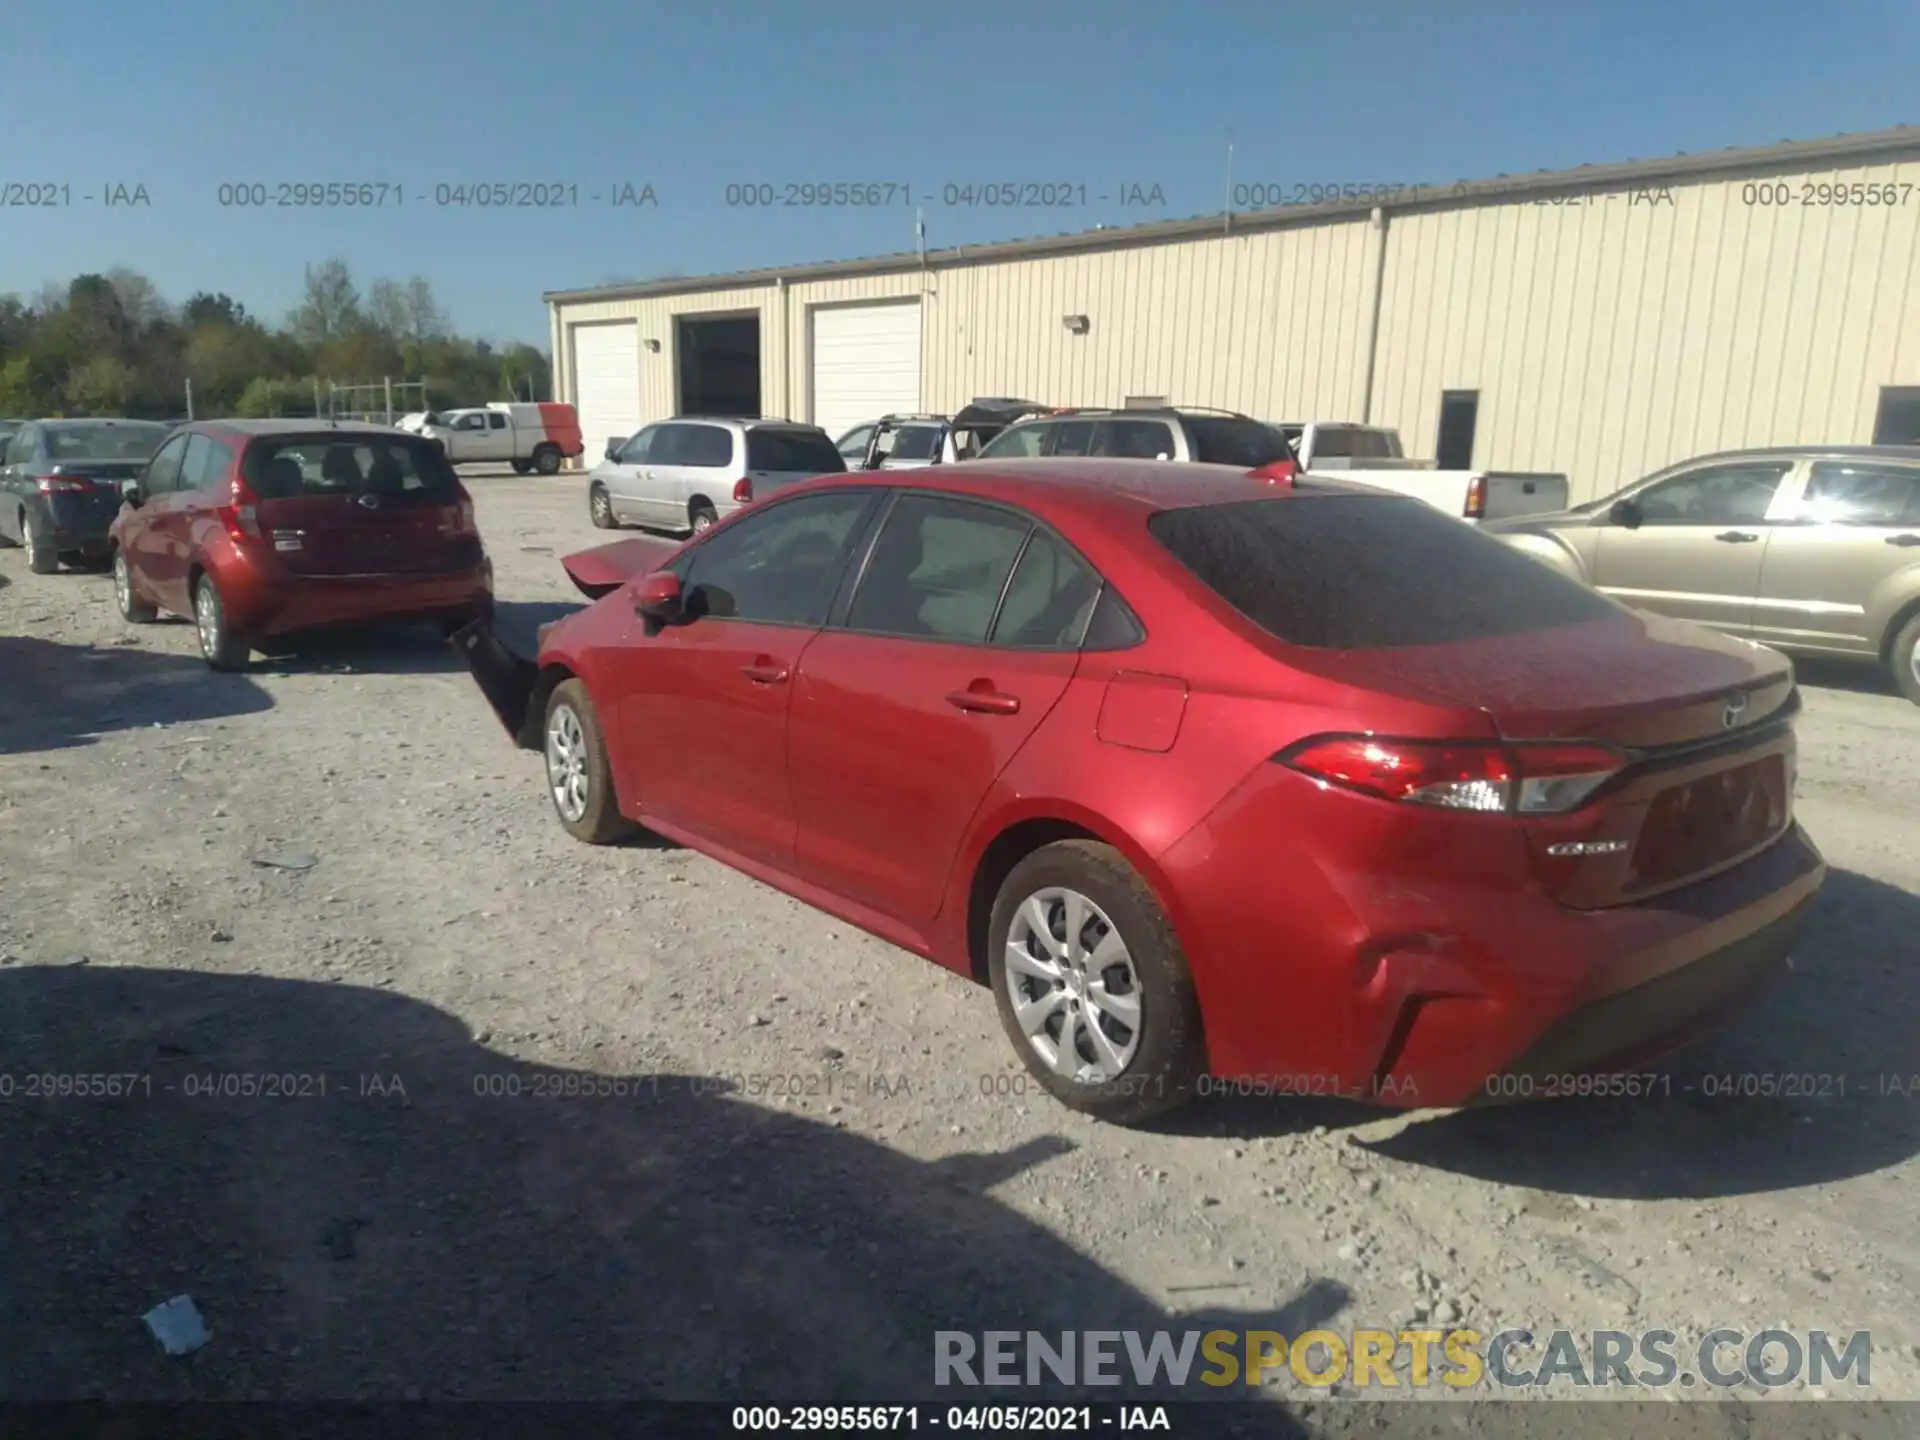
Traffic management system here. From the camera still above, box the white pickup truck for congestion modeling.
[400,402,584,475]
[1274,421,1568,522]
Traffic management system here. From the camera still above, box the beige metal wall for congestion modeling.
[551,156,1920,498]
[1372,159,1920,501]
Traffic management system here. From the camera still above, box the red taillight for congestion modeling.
[732,476,754,503]
[1464,474,1486,519]
[36,474,90,493]
[217,475,262,542]
[1278,736,1625,815]
[1248,458,1298,486]
[441,493,478,535]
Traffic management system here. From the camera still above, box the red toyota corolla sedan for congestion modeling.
[455,459,1826,1124]
[111,419,493,669]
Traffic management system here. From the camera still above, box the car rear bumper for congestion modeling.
[40,493,119,552]
[217,548,493,637]
[1159,778,1827,1108]
[450,616,541,748]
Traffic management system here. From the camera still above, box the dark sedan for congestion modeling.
[0,418,172,573]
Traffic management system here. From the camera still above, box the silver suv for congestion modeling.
[586,417,846,536]
[975,406,1296,470]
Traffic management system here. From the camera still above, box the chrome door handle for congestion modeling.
[1714,531,1760,543]
[741,659,789,684]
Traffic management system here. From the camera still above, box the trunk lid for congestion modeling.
[560,534,686,598]
[1323,612,1799,908]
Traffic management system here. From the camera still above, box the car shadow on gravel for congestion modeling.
[251,625,469,678]
[1350,866,1920,1199]
[0,964,1342,1410]
[0,636,274,757]
[491,599,586,657]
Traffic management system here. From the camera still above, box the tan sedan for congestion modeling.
[1483,445,1920,704]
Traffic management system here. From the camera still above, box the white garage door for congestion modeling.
[571,322,643,458]
[810,301,922,442]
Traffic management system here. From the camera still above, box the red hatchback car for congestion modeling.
[455,460,1826,1124]
[111,420,493,669]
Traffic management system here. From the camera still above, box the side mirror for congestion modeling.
[121,478,143,506]
[634,571,683,620]
[604,438,622,461]
[1609,499,1643,529]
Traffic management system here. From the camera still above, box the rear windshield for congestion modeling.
[1311,427,1402,460]
[45,423,169,461]
[747,427,847,474]
[1148,494,1617,648]
[243,435,460,499]
[1184,418,1296,468]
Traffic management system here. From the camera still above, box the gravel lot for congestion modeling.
[2,470,1917,1427]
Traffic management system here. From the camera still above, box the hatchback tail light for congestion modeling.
[1277,735,1626,815]
[217,475,263,543]
[732,476,754,503]
[36,474,91,493]
[1464,474,1487,519]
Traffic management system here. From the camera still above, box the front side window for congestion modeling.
[682,490,874,626]
[845,494,1033,643]
[885,425,944,462]
[1796,461,1920,526]
[615,426,656,464]
[1633,463,1792,526]
[976,423,1050,460]
[835,424,874,461]
[455,413,486,431]
[179,434,237,493]
[143,433,190,495]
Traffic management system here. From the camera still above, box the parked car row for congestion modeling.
[1,415,491,668]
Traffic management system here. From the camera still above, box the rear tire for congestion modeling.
[589,483,618,529]
[689,502,717,536]
[193,572,250,671]
[532,445,562,476]
[113,548,157,623]
[543,679,636,845]
[1890,612,1920,706]
[22,511,58,574]
[986,840,1203,1124]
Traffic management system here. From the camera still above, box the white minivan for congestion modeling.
[586,417,847,535]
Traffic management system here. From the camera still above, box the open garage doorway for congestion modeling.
[676,314,762,417]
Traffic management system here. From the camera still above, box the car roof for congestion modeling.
[789,457,1385,518]
[181,418,417,439]
[1661,443,1920,465]
[663,415,824,430]
[37,416,170,428]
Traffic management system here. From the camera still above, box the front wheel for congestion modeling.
[1890,612,1920,706]
[114,548,157,623]
[986,840,1204,1124]
[543,679,637,844]
[193,573,251,671]
[532,445,562,476]
[589,483,618,529]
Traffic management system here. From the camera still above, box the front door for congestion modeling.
[1754,457,1920,654]
[789,494,1090,923]
[611,488,879,868]
[123,432,192,610]
[1589,459,1796,634]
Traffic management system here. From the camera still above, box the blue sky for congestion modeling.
[3,0,1914,346]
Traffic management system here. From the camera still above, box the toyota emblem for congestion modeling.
[356,493,382,510]
[1721,691,1750,729]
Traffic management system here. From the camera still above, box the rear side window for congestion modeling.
[847,494,1032,643]
[1051,421,1098,457]
[977,423,1049,460]
[244,435,460,500]
[993,530,1103,648]
[1098,419,1176,459]
[1184,418,1294,468]
[1149,495,1617,648]
[748,427,847,474]
[1799,461,1920,526]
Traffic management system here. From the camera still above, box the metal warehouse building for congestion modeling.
[545,125,1920,504]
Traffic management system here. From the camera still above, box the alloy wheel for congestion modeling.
[1003,886,1144,1083]
[113,552,131,612]
[195,580,220,657]
[692,510,714,534]
[591,488,612,525]
[546,704,591,823]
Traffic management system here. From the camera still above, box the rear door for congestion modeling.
[1588,459,1797,633]
[1753,457,1920,653]
[153,432,237,610]
[250,435,476,576]
[746,424,847,498]
[789,493,1086,924]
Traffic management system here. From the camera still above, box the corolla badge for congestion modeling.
[1721,691,1750,729]
[356,493,382,510]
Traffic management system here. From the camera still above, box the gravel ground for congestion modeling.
[2,472,1917,1430]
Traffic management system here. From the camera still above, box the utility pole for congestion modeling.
[184,378,194,421]
[384,375,394,425]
